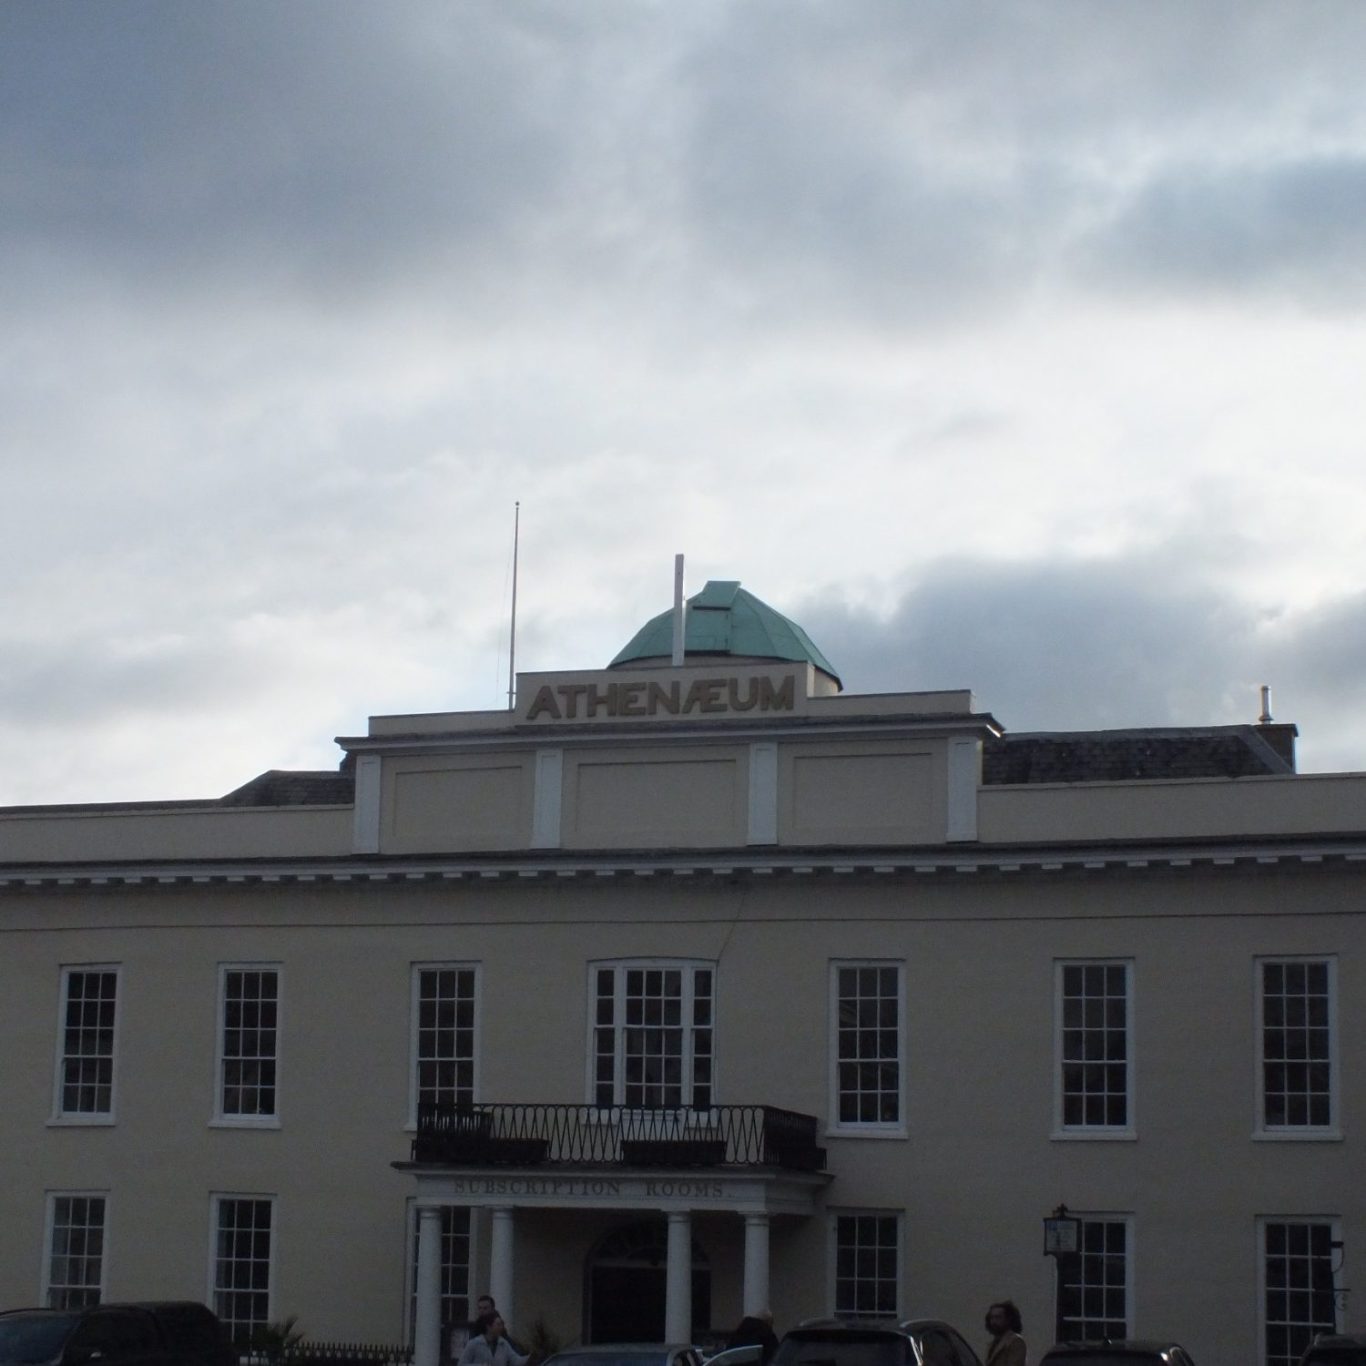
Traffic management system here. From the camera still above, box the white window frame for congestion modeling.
[208,1194,276,1348]
[828,960,906,1137]
[828,1209,903,1321]
[1254,957,1340,1140]
[1055,1213,1134,1341]
[408,964,482,1129]
[404,1201,476,1348]
[586,959,715,1110]
[51,965,120,1125]
[42,1191,108,1308]
[1053,959,1136,1140]
[1257,1216,1343,1366]
[213,964,282,1128]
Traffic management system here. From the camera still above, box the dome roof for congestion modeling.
[609,580,842,688]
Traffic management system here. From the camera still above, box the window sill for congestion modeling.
[1252,1128,1342,1142]
[1050,1128,1137,1142]
[47,1114,116,1128]
[209,1116,281,1130]
[825,1126,908,1141]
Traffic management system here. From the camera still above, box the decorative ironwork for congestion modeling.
[412,1103,825,1171]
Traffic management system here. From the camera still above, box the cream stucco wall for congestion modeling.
[2,866,1360,1362]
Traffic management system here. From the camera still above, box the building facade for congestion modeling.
[0,581,1359,1366]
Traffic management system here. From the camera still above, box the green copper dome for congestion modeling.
[610,580,842,688]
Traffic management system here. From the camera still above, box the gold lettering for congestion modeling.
[526,686,560,721]
[728,678,759,711]
[585,683,617,716]
[559,684,587,719]
[648,681,681,715]
[618,682,646,717]
[758,676,795,711]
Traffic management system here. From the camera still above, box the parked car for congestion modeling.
[541,1345,705,1366]
[704,1347,764,1366]
[1301,1337,1366,1366]
[771,1318,984,1366]
[0,1303,234,1366]
[1037,1341,1196,1366]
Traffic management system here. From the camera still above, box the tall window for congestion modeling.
[45,1194,106,1308]
[217,967,280,1122]
[831,963,903,1128]
[832,1212,900,1320]
[212,1196,274,1347]
[408,1206,472,1347]
[1261,1219,1341,1366]
[413,966,478,1120]
[1056,961,1133,1133]
[1056,1217,1130,1340]
[55,968,119,1120]
[1258,959,1336,1133]
[592,962,713,1108]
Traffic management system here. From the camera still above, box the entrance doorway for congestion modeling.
[586,1221,711,1344]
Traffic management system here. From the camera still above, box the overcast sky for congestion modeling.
[4,2,1366,804]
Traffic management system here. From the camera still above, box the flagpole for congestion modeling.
[507,502,520,711]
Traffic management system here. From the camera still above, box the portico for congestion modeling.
[400,1165,830,1366]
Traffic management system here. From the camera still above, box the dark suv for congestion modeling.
[772,1319,984,1366]
[1037,1342,1195,1366]
[1301,1337,1366,1366]
[0,1303,234,1366]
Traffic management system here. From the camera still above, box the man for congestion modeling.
[457,1313,529,1366]
[984,1302,1026,1366]
[729,1311,780,1366]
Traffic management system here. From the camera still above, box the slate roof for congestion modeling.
[217,769,356,807]
[610,580,842,685]
[982,725,1297,784]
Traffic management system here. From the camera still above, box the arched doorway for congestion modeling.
[586,1220,711,1344]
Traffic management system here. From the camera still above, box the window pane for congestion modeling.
[1059,963,1128,1129]
[60,971,118,1117]
[1261,961,1333,1129]
[416,968,477,1110]
[835,964,900,1125]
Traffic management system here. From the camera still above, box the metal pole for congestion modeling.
[507,502,520,711]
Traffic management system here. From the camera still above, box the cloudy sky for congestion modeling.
[4,2,1366,804]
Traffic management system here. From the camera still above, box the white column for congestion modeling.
[664,1210,692,1343]
[490,1207,515,1333]
[742,1213,771,1317]
[414,1206,443,1366]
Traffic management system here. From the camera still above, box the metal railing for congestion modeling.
[411,1103,825,1171]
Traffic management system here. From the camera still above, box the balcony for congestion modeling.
[411,1103,826,1172]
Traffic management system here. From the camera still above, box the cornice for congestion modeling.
[4,836,1366,890]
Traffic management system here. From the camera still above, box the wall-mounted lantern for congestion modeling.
[1043,1204,1079,1258]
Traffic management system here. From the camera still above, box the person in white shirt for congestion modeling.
[457,1314,530,1366]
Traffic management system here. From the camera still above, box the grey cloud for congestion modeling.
[1083,156,1366,304]
[795,556,1258,732]
[1,3,575,299]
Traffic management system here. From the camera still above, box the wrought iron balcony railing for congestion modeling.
[412,1102,826,1172]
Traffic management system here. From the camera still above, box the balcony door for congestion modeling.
[587,1220,710,1343]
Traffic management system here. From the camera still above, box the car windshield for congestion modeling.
[0,1316,77,1366]
[773,1334,910,1366]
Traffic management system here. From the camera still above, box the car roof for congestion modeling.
[547,1348,698,1355]
[1041,1345,1187,1356]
